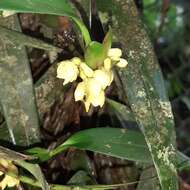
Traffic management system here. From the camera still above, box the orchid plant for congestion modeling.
[56,29,128,111]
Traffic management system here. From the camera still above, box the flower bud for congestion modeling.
[116,58,128,68]
[108,48,122,61]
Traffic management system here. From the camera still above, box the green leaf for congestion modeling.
[107,99,190,173]
[0,0,91,46]
[0,64,66,142]
[84,41,105,69]
[51,127,152,163]
[177,152,190,172]
[0,146,49,190]
[26,124,190,170]
[96,0,179,189]
[16,160,50,190]
[137,166,160,190]
[0,146,33,161]
[0,15,40,145]
[106,98,135,127]
[67,171,96,185]
[26,147,50,162]
[102,28,113,56]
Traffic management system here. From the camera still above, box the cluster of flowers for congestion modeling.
[57,48,128,112]
[0,159,19,190]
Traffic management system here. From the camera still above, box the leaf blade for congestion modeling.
[0,15,40,145]
[0,0,91,45]
[51,127,152,163]
[96,1,179,189]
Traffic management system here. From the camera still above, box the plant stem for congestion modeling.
[19,174,158,190]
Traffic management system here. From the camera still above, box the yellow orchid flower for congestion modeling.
[93,69,113,89]
[116,58,128,68]
[103,58,112,70]
[86,78,102,97]
[74,81,86,101]
[83,100,91,112]
[57,60,79,85]
[88,89,105,107]
[79,69,87,80]
[71,57,82,66]
[107,48,128,68]
[108,48,122,61]
[56,47,128,112]
[74,78,106,112]
[0,174,19,190]
[86,78,105,108]
[80,62,94,78]
[0,159,19,190]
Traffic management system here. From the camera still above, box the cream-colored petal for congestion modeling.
[0,159,10,168]
[116,58,128,68]
[0,175,18,190]
[86,78,102,97]
[89,90,105,107]
[108,48,122,61]
[66,63,79,82]
[80,63,94,78]
[93,69,111,89]
[104,58,112,70]
[84,100,91,112]
[0,180,6,190]
[57,61,79,84]
[74,82,86,101]
[63,80,69,85]
[56,61,70,79]
[71,57,81,66]
[79,69,87,80]
[4,175,19,188]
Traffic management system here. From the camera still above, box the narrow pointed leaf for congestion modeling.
[51,127,152,162]
[103,28,113,56]
[16,160,50,190]
[0,0,91,45]
[0,146,33,161]
[0,15,40,145]
[84,41,105,69]
[96,0,179,189]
